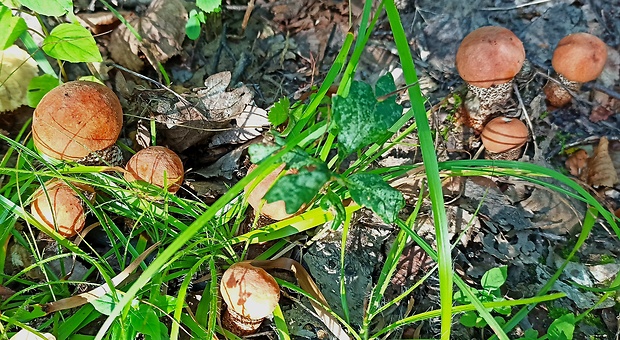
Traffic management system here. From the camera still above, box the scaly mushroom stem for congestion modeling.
[464,81,514,131]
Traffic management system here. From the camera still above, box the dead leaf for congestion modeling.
[565,149,589,177]
[589,105,615,123]
[0,285,15,300]
[108,0,187,72]
[586,137,619,187]
[209,104,268,147]
[77,11,128,34]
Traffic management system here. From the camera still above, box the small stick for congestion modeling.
[513,83,539,157]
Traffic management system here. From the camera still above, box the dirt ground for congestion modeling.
[3,0,620,339]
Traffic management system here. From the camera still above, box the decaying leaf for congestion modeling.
[77,11,128,34]
[131,72,262,151]
[0,285,15,300]
[565,149,589,177]
[108,0,187,72]
[586,137,619,187]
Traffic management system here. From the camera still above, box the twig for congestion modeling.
[241,0,255,35]
[479,0,553,11]
[513,82,539,158]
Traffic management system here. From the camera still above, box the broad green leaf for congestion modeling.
[0,5,26,49]
[42,23,102,62]
[91,292,123,316]
[19,0,72,16]
[196,0,221,13]
[268,96,290,127]
[481,265,507,291]
[129,304,163,340]
[27,74,60,107]
[347,173,404,223]
[331,73,402,155]
[459,311,483,328]
[185,10,201,40]
[265,162,331,214]
[547,313,575,340]
[151,294,177,315]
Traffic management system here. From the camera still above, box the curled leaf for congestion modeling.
[586,137,619,187]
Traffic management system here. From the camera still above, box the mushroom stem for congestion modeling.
[221,305,266,336]
[542,74,581,108]
[464,81,514,131]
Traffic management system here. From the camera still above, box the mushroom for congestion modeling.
[220,262,280,336]
[543,33,608,108]
[31,180,92,238]
[480,116,528,160]
[245,163,301,221]
[124,146,184,194]
[32,81,124,165]
[0,45,39,113]
[455,26,526,131]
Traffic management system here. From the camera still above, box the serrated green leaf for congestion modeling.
[248,144,280,164]
[19,0,72,16]
[27,74,60,108]
[42,23,102,62]
[547,313,575,340]
[196,0,221,13]
[185,12,202,40]
[265,163,331,214]
[268,96,290,127]
[481,265,507,291]
[0,5,26,50]
[347,173,404,223]
[331,74,402,155]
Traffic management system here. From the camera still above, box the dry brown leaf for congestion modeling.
[0,285,15,300]
[108,0,187,72]
[566,149,589,177]
[589,105,615,123]
[586,137,619,187]
[77,11,128,34]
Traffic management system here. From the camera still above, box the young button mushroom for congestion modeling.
[124,146,184,194]
[456,26,526,131]
[31,180,92,238]
[480,116,528,160]
[32,81,124,165]
[220,262,280,336]
[543,33,608,108]
[245,163,300,221]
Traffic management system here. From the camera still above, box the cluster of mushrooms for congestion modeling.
[29,80,280,336]
[455,26,608,160]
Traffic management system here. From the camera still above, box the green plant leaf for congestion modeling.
[248,144,280,164]
[42,23,102,62]
[268,96,290,127]
[347,173,404,223]
[151,294,177,315]
[517,329,539,340]
[481,265,507,291]
[27,74,60,107]
[185,10,201,40]
[0,5,26,49]
[91,292,123,316]
[196,0,221,13]
[265,162,331,214]
[129,304,164,340]
[547,313,575,340]
[331,74,402,155]
[459,311,483,328]
[19,0,72,16]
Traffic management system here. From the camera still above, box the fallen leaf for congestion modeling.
[586,137,619,187]
[209,104,268,147]
[108,0,187,72]
[589,105,615,123]
[10,329,55,340]
[77,11,128,34]
[565,149,589,177]
[0,285,15,300]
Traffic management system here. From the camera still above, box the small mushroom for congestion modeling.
[220,262,280,336]
[543,33,608,108]
[245,163,300,221]
[32,81,124,165]
[31,180,92,238]
[456,26,526,131]
[124,146,184,194]
[480,116,528,160]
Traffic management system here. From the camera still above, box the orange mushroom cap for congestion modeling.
[31,180,88,238]
[551,33,608,83]
[481,117,528,153]
[124,146,184,194]
[220,262,280,320]
[32,81,123,160]
[456,26,525,88]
